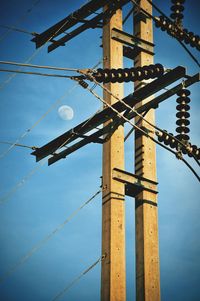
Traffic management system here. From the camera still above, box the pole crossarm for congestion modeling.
[111,27,155,55]
[32,0,130,51]
[112,168,158,197]
[47,64,198,165]
[31,66,188,163]
[32,70,200,167]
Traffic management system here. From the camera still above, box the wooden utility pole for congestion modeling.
[134,1,161,300]
[101,7,126,301]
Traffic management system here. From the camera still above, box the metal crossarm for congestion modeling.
[32,0,130,50]
[31,66,187,163]
[48,5,117,53]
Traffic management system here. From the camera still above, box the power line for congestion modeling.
[0,60,80,72]
[124,110,149,141]
[0,0,41,42]
[0,58,102,160]
[0,141,37,150]
[0,24,37,36]
[146,0,200,68]
[51,104,103,155]
[130,0,200,69]
[0,1,81,91]
[86,71,200,165]
[0,158,47,205]
[0,68,78,79]
[0,84,78,160]
[155,138,200,182]
[23,63,105,157]
[51,254,106,301]
[0,188,101,283]
[79,77,200,182]
[0,58,102,159]
[123,4,135,25]
[0,60,103,204]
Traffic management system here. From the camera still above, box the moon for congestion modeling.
[58,105,74,120]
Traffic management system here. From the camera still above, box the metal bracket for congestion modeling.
[111,27,154,56]
[112,168,158,197]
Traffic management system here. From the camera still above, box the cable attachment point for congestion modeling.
[176,150,183,160]
[73,74,89,89]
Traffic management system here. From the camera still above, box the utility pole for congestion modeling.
[30,2,199,300]
[133,1,161,300]
[101,6,126,301]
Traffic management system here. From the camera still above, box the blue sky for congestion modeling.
[0,1,199,301]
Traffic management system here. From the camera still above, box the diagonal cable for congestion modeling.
[131,0,200,68]
[0,0,41,42]
[51,254,106,301]
[0,188,101,283]
[0,158,48,205]
[78,77,200,181]
[0,84,78,160]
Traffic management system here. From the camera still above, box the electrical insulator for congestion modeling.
[170,0,185,26]
[175,28,200,50]
[156,130,178,149]
[186,143,200,160]
[156,131,200,160]
[155,16,200,51]
[93,64,164,84]
[78,79,89,89]
[176,89,191,142]
[155,16,175,36]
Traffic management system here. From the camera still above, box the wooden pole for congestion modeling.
[101,7,126,301]
[133,1,161,300]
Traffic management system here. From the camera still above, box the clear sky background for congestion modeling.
[0,1,199,300]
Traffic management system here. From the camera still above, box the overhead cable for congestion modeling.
[124,110,149,141]
[0,85,78,160]
[0,188,101,283]
[155,138,200,182]
[80,77,200,182]
[123,4,135,24]
[51,254,106,301]
[0,1,79,91]
[0,68,78,79]
[85,69,199,163]
[0,141,37,150]
[0,60,80,72]
[0,0,41,42]
[0,58,102,160]
[130,0,200,69]
[0,158,47,205]
[0,24,37,36]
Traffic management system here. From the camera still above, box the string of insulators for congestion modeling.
[77,79,89,89]
[170,0,185,26]
[157,130,178,149]
[155,16,200,51]
[156,131,200,160]
[176,88,190,142]
[92,64,164,83]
